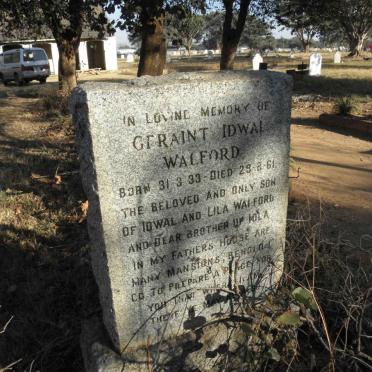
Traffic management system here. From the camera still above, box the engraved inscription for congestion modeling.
[74,73,291,349]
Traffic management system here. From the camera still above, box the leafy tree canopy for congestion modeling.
[106,0,207,35]
[274,0,325,52]
[322,0,372,55]
[167,11,205,52]
[201,11,273,51]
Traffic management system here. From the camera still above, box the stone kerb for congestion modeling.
[71,71,293,356]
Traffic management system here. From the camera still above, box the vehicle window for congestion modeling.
[4,52,20,63]
[12,52,20,63]
[23,50,47,62]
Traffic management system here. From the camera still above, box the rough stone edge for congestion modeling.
[267,72,292,288]
[79,316,199,372]
[71,88,121,351]
[80,317,124,372]
[78,70,293,93]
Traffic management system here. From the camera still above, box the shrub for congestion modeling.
[335,97,354,116]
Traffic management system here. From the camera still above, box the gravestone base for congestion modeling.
[80,317,126,372]
[81,316,251,372]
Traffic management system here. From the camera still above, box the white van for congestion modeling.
[0,48,50,86]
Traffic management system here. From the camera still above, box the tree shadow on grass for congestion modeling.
[0,136,96,371]
[293,75,372,98]
[361,149,372,155]
[0,223,99,372]
[323,63,372,71]
[292,155,372,175]
[0,99,97,371]
[287,194,372,251]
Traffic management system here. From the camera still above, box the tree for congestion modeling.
[107,0,206,77]
[318,29,347,49]
[202,11,224,49]
[220,0,250,70]
[109,1,167,77]
[218,0,273,70]
[275,0,322,53]
[202,11,273,53]
[167,12,205,55]
[1,1,114,91]
[324,0,372,56]
[275,37,302,50]
[239,15,273,51]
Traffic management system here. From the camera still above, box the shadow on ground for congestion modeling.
[288,192,372,250]
[292,75,372,98]
[291,117,372,142]
[0,97,99,371]
[0,224,97,371]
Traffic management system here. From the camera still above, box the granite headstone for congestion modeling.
[72,71,292,354]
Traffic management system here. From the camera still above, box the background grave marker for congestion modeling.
[252,53,263,70]
[334,51,342,64]
[309,53,322,76]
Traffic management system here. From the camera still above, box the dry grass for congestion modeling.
[284,203,372,371]
[38,88,71,117]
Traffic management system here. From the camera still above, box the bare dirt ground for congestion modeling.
[290,102,372,247]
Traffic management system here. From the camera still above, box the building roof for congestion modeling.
[0,28,108,44]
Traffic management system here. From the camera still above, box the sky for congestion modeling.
[272,28,292,39]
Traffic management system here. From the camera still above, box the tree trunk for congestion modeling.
[57,40,78,92]
[187,40,192,56]
[138,14,166,77]
[220,36,239,70]
[297,30,310,53]
[220,0,249,71]
[348,35,365,56]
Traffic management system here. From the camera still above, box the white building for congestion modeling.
[0,29,118,75]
